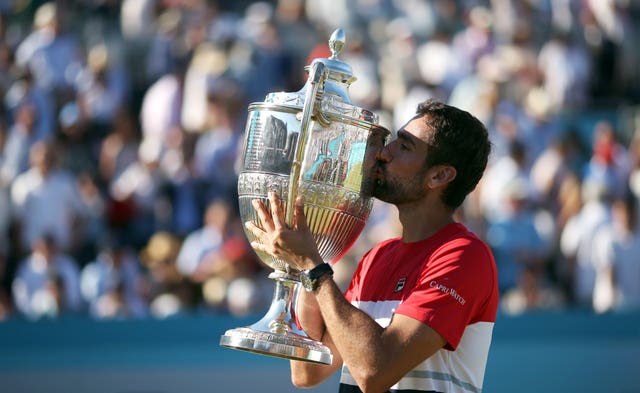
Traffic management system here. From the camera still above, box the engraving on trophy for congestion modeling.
[305,133,349,185]
[247,113,300,174]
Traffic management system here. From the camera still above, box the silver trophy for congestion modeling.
[219,28,389,365]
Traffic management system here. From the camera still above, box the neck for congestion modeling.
[397,201,455,243]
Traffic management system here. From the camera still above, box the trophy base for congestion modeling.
[220,327,333,365]
[219,271,333,365]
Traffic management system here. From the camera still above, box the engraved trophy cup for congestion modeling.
[219,28,389,364]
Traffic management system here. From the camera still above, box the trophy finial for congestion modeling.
[328,28,346,59]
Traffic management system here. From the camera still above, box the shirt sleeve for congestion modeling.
[394,236,496,350]
[343,247,373,302]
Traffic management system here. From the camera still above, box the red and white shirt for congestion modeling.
[339,223,499,393]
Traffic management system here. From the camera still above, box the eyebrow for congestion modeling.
[396,130,417,146]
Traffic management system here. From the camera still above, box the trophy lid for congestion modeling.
[262,27,375,122]
[306,28,356,88]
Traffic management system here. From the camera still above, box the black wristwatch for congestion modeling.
[300,263,334,292]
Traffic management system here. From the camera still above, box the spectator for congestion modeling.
[177,198,230,283]
[80,235,148,319]
[479,139,532,223]
[74,172,107,265]
[537,29,590,112]
[451,6,495,74]
[582,120,631,200]
[192,76,243,202]
[486,178,552,293]
[109,138,172,248]
[273,0,321,83]
[143,8,185,86]
[238,6,297,102]
[10,140,89,255]
[340,31,381,110]
[180,42,229,135]
[560,179,613,308]
[416,26,464,98]
[98,109,140,189]
[139,62,185,153]
[120,0,156,42]
[530,131,585,215]
[56,101,98,177]
[178,197,265,314]
[592,193,640,313]
[75,43,132,137]
[140,231,196,318]
[0,102,39,186]
[4,69,56,142]
[12,234,83,319]
[501,265,567,315]
[14,2,83,106]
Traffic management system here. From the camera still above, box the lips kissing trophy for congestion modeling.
[219,28,389,365]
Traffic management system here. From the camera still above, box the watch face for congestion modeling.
[300,265,333,292]
[300,272,314,291]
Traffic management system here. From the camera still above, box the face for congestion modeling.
[372,116,432,205]
[360,126,390,197]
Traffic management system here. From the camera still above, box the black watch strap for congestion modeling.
[302,263,334,292]
[309,263,334,281]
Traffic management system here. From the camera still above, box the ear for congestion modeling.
[426,165,457,189]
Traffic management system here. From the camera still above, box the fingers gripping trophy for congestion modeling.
[219,28,389,365]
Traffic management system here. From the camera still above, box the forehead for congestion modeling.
[398,116,432,144]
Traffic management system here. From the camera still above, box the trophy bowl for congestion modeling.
[219,28,389,365]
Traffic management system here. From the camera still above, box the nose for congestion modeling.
[375,141,392,163]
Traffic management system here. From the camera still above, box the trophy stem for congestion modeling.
[219,271,333,365]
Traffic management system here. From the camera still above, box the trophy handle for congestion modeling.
[285,61,328,226]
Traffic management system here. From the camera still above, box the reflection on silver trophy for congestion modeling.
[219,28,389,364]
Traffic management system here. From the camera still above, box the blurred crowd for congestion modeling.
[0,0,639,322]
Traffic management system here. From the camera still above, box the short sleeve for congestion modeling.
[395,236,497,350]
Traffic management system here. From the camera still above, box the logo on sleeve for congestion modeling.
[394,277,407,293]
[430,280,466,305]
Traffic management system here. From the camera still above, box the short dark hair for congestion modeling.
[416,99,491,209]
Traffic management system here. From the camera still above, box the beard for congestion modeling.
[372,163,428,205]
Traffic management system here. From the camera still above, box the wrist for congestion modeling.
[313,271,333,293]
[300,263,334,292]
[301,253,324,271]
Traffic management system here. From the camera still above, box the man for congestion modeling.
[247,99,498,393]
